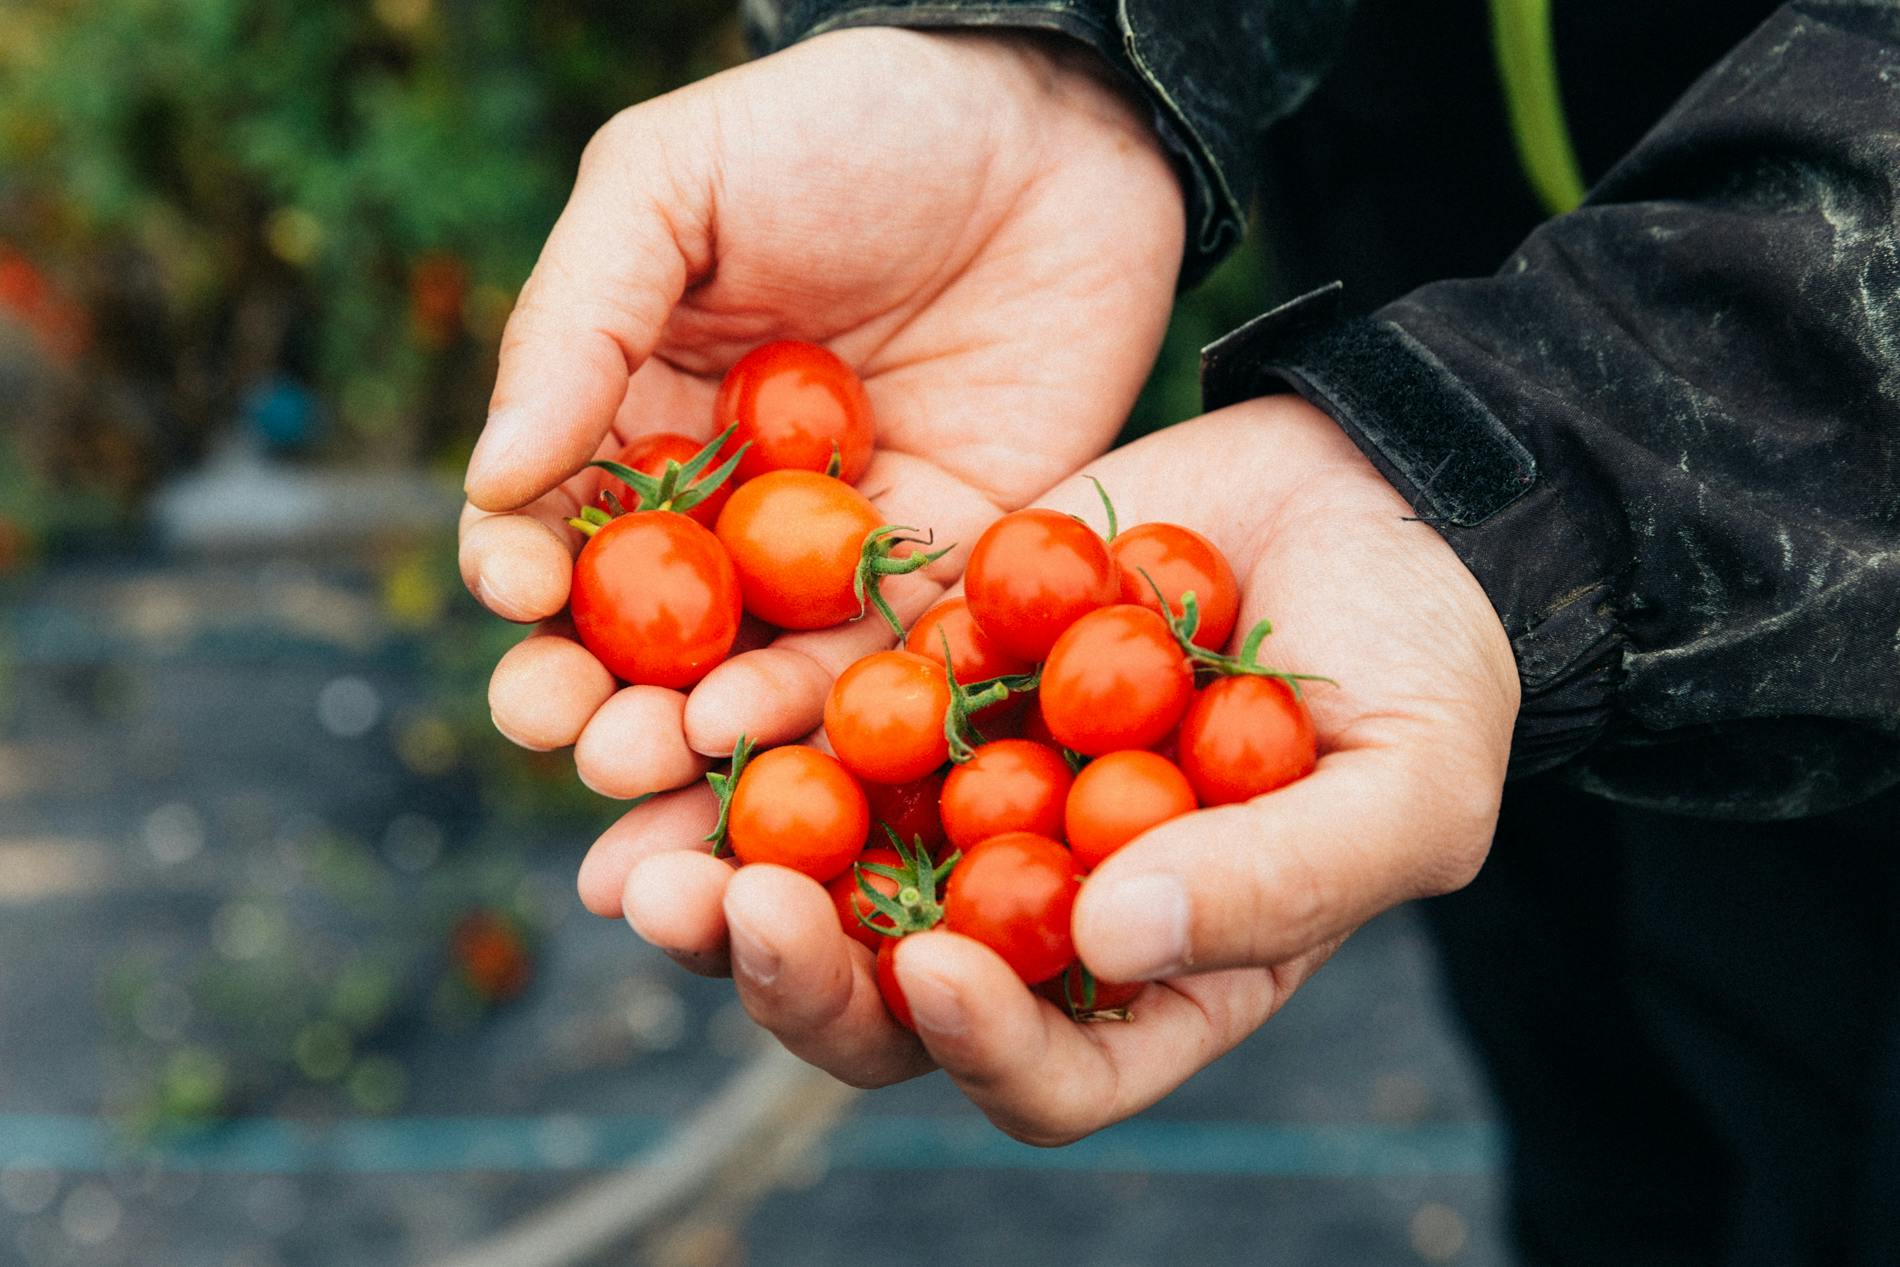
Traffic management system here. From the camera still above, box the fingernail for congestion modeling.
[467,407,532,491]
[1084,875,1190,980]
[727,913,780,988]
[476,565,528,619]
[902,967,969,1038]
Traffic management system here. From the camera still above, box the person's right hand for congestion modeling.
[460,28,1186,838]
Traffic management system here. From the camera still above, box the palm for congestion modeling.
[601,28,1183,511]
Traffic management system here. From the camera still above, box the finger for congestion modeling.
[623,849,735,979]
[579,781,718,917]
[1073,748,1482,980]
[458,501,581,622]
[892,933,1276,1146]
[488,631,616,751]
[466,101,711,511]
[723,864,933,1088]
[574,686,711,799]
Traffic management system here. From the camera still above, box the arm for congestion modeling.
[1207,0,1900,817]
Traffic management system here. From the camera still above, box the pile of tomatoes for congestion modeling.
[566,339,941,687]
[562,339,1325,1028]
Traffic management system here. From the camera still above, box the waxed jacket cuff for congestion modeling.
[1203,283,1622,781]
[744,1,1250,286]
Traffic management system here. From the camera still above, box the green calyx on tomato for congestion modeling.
[701,733,756,858]
[854,826,959,938]
[853,524,954,640]
[573,425,748,534]
[1140,570,1335,695]
[937,631,1042,763]
[1060,963,1135,1023]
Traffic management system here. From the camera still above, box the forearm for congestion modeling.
[1207,1,1900,817]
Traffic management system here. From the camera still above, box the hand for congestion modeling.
[459,29,1185,807]
[593,396,1521,1135]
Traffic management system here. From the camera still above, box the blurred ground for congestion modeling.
[0,539,1511,1267]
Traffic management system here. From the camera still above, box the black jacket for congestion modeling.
[751,0,1900,821]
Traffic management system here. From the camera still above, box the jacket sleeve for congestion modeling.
[1204,1,1900,819]
[744,0,1356,283]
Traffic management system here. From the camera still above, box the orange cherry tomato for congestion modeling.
[715,470,883,629]
[728,746,869,882]
[943,831,1079,985]
[595,432,732,528]
[906,596,1032,726]
[570,511,741,688]
[826,845,904,950]
[1177,676,1318,806]
[1110,522,1241,651]
[1064,749,1198,871]
[824,650,952,784]
[862,770,949,857]
[714,340,875,485]
[964,509,1116,661]
[1040,605,1193,756]
[939,740,1073,852]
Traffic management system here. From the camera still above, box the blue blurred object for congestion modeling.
[241,375,323,453]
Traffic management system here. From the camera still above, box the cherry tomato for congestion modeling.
[715,340,875,485]
[826,846,904,950]
[1177,676,1318,805]
[1037,962,1144,1016]
[595,432,732,528]
[728,746,869,882]
[570,512,741,688]
[965,509,1116,661]
[862,770,949,858]
[1110,522,1241,651]
[715,470,884,629]
[906,596,1032,727]
[939,740,1073,853]
[943,831,1079,984]
[1064,749,1198,871]
[1040,605,1193,756]
[875,938,916,1031]
[825,650,952,784]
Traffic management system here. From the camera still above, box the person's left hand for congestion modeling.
[587,395,1522,1133]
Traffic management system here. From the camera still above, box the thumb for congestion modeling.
[465,101,711,511]
[1070,750,1489,980]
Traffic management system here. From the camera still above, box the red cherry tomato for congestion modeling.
[825,650,952,784]
[715,470,884,629]
[826,846,904,950]
[862,771,949,857]
[595,432,732,529]
[1040,605,1193,756]
[1037,962,1144,1016]
[964,509,1116,661]
[1110,522,1241,651]
[943,831,1079,984]
[1177,676,1318,805]
[875,938,916,1031]
[939,740,1073,853]
[570,512,741,688]
[715,340,875,485]
[1064,749,1198,871]
[728,746,869,882]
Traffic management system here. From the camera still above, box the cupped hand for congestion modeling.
[593,395,1522,1136]
[460,28,1185,795]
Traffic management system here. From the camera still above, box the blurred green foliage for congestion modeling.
[0,0,1261,479]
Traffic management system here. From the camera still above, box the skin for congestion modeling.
[460,28,1183,760]
[462,30,1518,1144]
[594,400,1518,1142]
